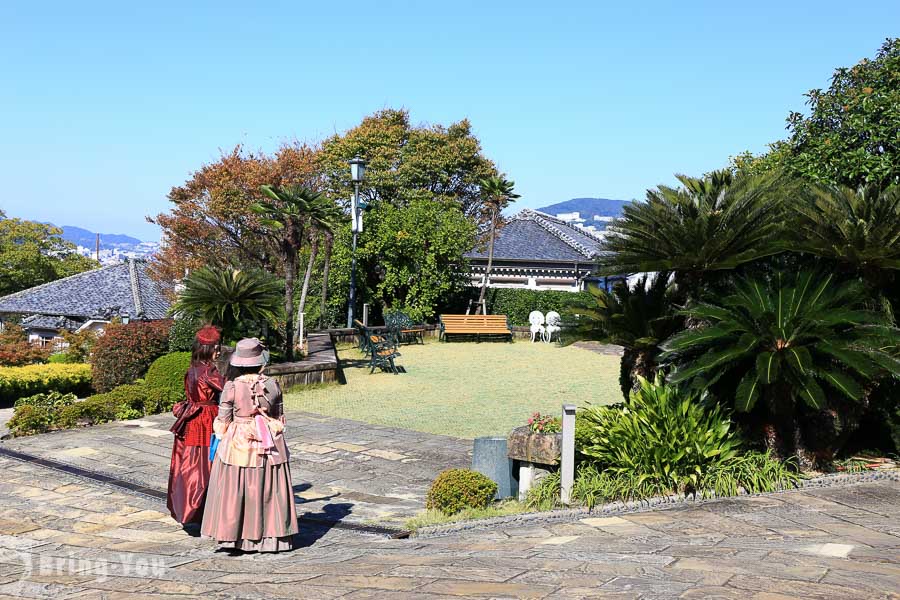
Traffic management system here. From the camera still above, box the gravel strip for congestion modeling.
[413,468,900,537]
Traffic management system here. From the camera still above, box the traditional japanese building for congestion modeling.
[465,208,617,292]
[0,258,171,344]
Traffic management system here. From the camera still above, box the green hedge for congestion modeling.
[484,288,592,326]
[145,352,190,402]
[426,468,498,515]
[0,363,92,403]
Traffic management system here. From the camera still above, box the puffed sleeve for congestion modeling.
[213,381,235,436]
[205,365,225,392]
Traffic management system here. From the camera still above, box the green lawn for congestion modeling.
[284,341,621,439]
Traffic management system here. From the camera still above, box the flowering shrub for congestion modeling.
[0,363,92,402]
[0,325,50,366]
[91,320,172,392]
[527,412,561,434]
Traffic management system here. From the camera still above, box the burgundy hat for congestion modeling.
[195,325,221,345]
[229,338,270,367]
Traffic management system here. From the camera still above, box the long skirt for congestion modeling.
[167,438,211,524]
[200,455,298,552]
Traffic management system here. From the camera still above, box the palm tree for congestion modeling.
[660,269,900,464]
[295,196,343,338]
[790,184,900,311]
[476,176,520,313]
[565,272,683,398]
[598,170,787,297]
[173,266,282,343]
[253,184,325,360]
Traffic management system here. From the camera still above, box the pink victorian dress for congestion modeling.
[167,362,224,524]
[200,374,298,552]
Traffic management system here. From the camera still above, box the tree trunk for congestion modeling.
[319,233,333,329]
[295,234,319,341]
[283,248,297,362]
[477,207,497,314]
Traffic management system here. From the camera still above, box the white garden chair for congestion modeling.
[544,311,561,343]
[528,311,545,343]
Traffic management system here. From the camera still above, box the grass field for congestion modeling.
[284,341,621,439]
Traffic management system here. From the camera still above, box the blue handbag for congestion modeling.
[208,433,220,462]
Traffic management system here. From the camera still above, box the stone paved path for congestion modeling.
[0,456,898,598]
[1,412,471,526]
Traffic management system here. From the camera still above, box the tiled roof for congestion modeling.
[465,209,605,262]
[20,314,82,332]
[0,259,171,320]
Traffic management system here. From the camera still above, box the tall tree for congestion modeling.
[295,195,343,338]
[317,109,499,220]
[252,184,326,360]
[476,176,520,313]
[0,215,97,296]
[733,38,900,189]
[149,144,319,283]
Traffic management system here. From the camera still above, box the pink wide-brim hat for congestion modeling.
[229,337,270,367]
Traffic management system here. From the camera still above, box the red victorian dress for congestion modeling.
[167,362,225,524]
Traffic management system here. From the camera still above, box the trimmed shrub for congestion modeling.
[487,288,593,326]
[426,468,498,515]
[48,353,76,364]
[0,363,92,403]
[168,315,201,353]
[7,405,52,436]
[145,352,190,402]
[144,386,179,415]
[57,383,147,428]
[91,321,172,392]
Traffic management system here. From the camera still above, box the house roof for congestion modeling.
[20,314,82,332]
[0,258,171,320]
[465,208,606,263]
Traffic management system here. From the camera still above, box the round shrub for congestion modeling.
[144,387,179,415]
[426,468,498,515]
[7,405,52,436]
[168,315,201,353]
[91,321,172,392]
[145,352,190,401]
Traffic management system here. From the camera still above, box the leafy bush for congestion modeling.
[58,329,98,363]
[14,391,78,411]
[0,363,92,402]
[580,375,742,493]
[426,468,498,515]
[7,405,53,436]
[91,321,172,392]
[145,352,190,402]
[168,314,202,353]
[143,386,179,415]
[487,288,593,327]
[57,383,147,428]
[48,353,77,364]
[0,325,50,366]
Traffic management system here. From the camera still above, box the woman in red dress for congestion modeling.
[167,325,225,525]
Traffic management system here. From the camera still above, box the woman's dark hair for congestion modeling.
[225,364,264,382]
[191,339,219,366]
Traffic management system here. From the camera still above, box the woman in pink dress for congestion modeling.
[201,338,298,552]
[167,325,225,525]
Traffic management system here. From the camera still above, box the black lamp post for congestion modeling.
[346,156,367,328]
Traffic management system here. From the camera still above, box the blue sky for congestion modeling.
[2,1,897,240]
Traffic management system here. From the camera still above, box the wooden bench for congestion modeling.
[439,314,512,342]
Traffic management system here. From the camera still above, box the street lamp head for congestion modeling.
[349,156,367,183]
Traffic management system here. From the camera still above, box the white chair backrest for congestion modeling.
[528,311,545,327]
[546,311,561,327]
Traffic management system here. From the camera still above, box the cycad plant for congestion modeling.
[791,184,900,314]
[173,266,282,343]
[598,170,786,297]
[660,269,900,463]
[565,272,683,398]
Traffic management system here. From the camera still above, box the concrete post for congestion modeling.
[298,312,305,352]
[561,404,576,504]
[362,303,370,326]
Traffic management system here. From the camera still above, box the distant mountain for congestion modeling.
[60,225,144,249]
[538,198,631,218]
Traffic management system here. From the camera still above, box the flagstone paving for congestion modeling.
[0,455,898,598]
[1,411,472,526]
